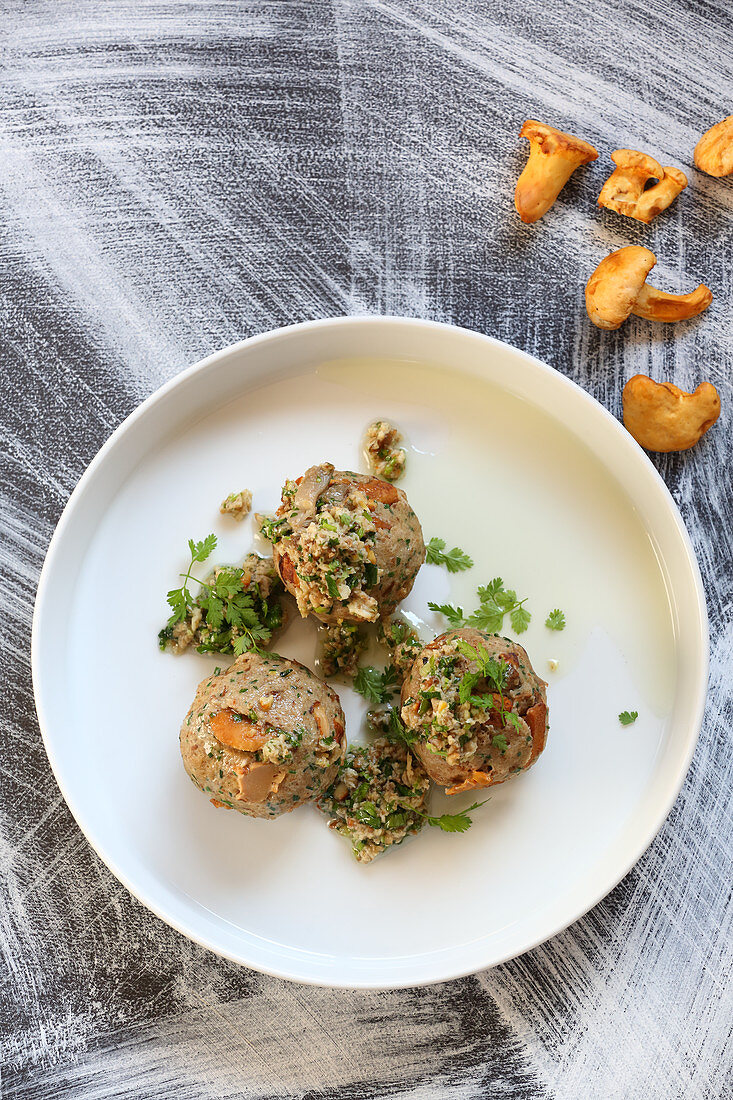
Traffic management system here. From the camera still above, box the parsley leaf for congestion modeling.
[353,665,400,705]
[492,733,509,753]
[618,710,638,726]
[545,609,566,631]
[426,537,474,573]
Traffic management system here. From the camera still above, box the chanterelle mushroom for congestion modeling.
[622,375,720,452]
[694,116,733,177]
[585,246,712,329]
[598,150,687,223]
[514,120,598,223]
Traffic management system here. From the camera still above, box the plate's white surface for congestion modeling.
[32,318,707,988]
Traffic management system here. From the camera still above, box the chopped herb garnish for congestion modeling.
[618,710,639,726]
[426,537,474,573]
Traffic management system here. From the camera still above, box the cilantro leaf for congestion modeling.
[466,602,504,633]
[510,604,531,634]
[494,587,517,611]
[426,537,474,573]
[428,601,466,626]
[188,534,217,563]
[545,609,566,631]
[492,733,509,753]
[423,799,488,833]
[205,596,224,631]
[432,578,531,637]
[478,578,504,601]
[618,710,638,726]
[166,587,190,624]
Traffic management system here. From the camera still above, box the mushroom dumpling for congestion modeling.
[268,463,425,624]
[180,652,346,818]
[400,628,548,795]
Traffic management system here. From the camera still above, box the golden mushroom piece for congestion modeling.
[694,116,733,177]
[585,246,712,330]
[598,150,687,223]
[514,120,598,223]
[622,375,720,452]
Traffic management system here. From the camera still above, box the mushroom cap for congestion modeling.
[519,120,599,164]
[598,151,688,223]
[585,246,657,330]
[622,375,721,452]
[610,148,665,177]
[694,115,733,177]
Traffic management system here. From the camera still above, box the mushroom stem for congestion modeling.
[515,121,598,224]
[516,147,580,223]
[631,283,713,322]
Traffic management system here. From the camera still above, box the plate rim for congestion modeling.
[31,315,709,988]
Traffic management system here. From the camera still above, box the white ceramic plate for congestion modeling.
[33,318,707,988]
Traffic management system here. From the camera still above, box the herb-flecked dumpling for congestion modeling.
[180,652,346,818]
[264,463,425,625]
[400,628,548,795]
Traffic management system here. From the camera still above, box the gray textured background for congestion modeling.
[2,1,731,1097]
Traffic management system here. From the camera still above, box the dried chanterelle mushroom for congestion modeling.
[514,120,598,223]
[598,150,687,223]
[585,246,712,329]
[622,375,720,452]
[694,116,733,177]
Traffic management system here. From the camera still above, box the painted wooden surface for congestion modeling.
[1,1,731,1096]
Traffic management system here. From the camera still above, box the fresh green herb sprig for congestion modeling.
[416,799,488,833]
[619,710,639,726]
[545,609,566,631]
[353,664,400,705]
[427,601,465,626]
[429,576,531,635]
[426,537,474,573]
[160,535,282,656]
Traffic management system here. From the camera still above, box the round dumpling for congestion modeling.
[268,463,425,624]
[180,651,346,818]
[400,628,548,795]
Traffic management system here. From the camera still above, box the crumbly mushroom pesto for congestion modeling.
[318,738,430,863]
[378,616,423,677]
[364,420,406,482]
[318,621,366,678]
[262,463,425,625]
[220,489,253,521]
[159,553,284,655]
